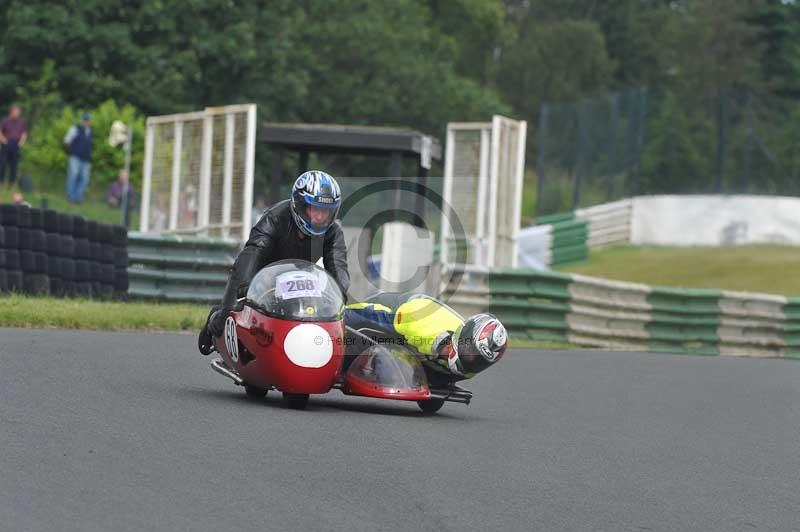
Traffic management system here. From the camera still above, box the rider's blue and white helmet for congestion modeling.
[290,171,342,236]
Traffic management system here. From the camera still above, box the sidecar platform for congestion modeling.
[428,385,472,405]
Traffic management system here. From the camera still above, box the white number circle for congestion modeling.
[224,316,239,362]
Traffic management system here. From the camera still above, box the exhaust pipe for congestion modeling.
[210,358,243,385]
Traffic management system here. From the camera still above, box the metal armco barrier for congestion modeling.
[441,265,800,358]
[532,212,589,267]
[127,233,237,303]
[574,198,632,248]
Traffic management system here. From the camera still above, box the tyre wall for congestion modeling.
[0,205,128,300]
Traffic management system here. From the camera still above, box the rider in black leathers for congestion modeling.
[199,171,349,353]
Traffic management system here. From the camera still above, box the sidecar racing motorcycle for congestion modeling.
[206,259,501,414]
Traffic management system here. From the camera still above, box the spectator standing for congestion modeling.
[64,111,93,203]
[0,104,27,188]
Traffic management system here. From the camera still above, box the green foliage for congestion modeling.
[640,91,715,193]
[22,100,145,193]
[497,19,615,116]
[0,0,799,210]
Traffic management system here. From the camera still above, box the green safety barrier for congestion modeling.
[467,266,800,358]
[127,233,237,303]
[535,212,589,267]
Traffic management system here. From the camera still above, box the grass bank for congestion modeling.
[0,294,207,331]
[558,244,800,296]
[0,185,137,227]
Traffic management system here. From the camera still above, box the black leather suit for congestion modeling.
[216,199,350,318]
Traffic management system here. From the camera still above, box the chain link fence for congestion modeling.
[535,88,800,217]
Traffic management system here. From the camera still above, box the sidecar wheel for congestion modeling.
[417,398,445,415]
[283,393,309,410]
[244,385,268,399]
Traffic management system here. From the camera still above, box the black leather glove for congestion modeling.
[208,308,228,337]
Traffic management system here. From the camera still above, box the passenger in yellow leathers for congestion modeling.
[345,292,508,378]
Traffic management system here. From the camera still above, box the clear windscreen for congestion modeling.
[246,259,344,321]
[345,345,428,390]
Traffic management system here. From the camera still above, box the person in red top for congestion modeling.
[0,105,27,187]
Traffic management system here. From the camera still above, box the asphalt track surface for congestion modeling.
[1,328,799,532]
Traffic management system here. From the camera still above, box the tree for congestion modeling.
[640,91,714,193]
[496,18,615,117]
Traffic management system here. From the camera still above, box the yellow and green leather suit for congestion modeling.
[345,293,464,358]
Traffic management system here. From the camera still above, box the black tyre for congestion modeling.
[245,385,269,399]
[43,210,59,232]
[97,283,114,300]
[20,250,35,272]
[34,252,48,274]
[282,393,309,410]
[90,261,102,281]
[101,264,114,284]
[113,247,128,268]
[101,245,115,264]
[0,204,20,226]
[46,256,60,277]
[72,216,88,238]
[5,270,22,292]
[23,273,49,296]
[60,258,76,281]
[113,268,129,291]
[74,238,90,259]
[59,235,75,258]
[64,281,78,297]
[4,226,19,248]
[97,224,113,244]
[75,259,90,282]
[417,398,446,415]
[16,206,31,228]
[76,281,92,298]
[17,228,31,250]
[46,233,61,254]
[112,225,127,246]
[87,220,99,242]
[30,230,46,252]
[90,242,102,261]
[4,249,20,270]
[49,277,64,296]
[29,208,43,230]
[58,213,74,235]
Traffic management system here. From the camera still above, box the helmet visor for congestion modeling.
[295,200,338,231]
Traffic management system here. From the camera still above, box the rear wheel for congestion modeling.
[417,398,445,415]
[244,385,268,399]
[283,393,309,410]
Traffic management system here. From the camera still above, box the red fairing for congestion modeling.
[215,306,344,394]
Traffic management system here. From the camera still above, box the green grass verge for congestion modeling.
[558,244,800,296]
[0,294,207,331]
[0,294,577,351]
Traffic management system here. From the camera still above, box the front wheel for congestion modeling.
[417,398,445,415]
[244,385,268,399]
[283,393,309,410]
